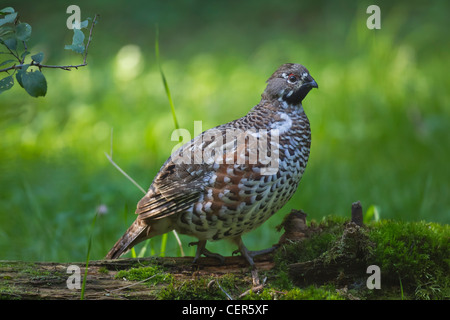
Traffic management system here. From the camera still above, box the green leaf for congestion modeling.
[0,7,15,14]
[15,71,23,87]
[0,74,14,93]
[31,52,44,63]
[0,25,14,38]
[0,12,17,27]
[0,59,15,67]
[15,64,30,88]
[80,19,89,29]
[16,23,32,41]
[72,28,85,46]
[1,34,16,50]
[64,29,85,54]
[64,43,85,54]
[21,70,47,97]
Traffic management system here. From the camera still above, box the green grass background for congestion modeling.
[0,0,449,262]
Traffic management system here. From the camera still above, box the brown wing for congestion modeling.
[135,133,217,221]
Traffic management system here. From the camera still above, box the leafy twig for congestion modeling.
[0,14,99,73]
[0,7,99,97]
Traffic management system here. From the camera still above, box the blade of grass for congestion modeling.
[160,231,168,257]
[172,229,184,257]
[137,239,151,257]
[155,25,179,131]
[105,152,146,194]
[399,276,404,300]
[80,210,98,300]
[121,202,137,258]
[364,204,381,224]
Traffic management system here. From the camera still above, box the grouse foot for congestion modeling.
[189,240,225,264]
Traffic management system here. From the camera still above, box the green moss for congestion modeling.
[115,265,173,286]
[1,262,35,273]
[158,274,248,300]
[0,284,22,300]
[275,215,348,266]
[272,216,449,300]
[159,278,219,300]
[242,285,345,300]
[18,263,67,284]
[369,220,449,299]
[98,267,109,274]
[323,222,375,264]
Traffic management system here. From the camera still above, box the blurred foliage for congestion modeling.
[0,0,449,262]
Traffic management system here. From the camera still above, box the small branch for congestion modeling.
[83,14,99,65]
[4,44,20,62]
[0,62,87,73]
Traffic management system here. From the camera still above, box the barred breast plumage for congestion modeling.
[106,63,318,266]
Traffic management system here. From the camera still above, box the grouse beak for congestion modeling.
[308,79,318,89]
[304,77,318,89]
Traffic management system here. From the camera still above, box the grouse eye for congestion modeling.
[287,74,298,83]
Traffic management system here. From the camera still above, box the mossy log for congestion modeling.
[1,201,448,300]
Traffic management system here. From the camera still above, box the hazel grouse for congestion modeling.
[106,63,318,266]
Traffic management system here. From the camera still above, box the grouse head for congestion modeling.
[262,63,318,105]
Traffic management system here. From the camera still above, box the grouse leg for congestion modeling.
[233,237,278,267]
[189,240,225,264]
